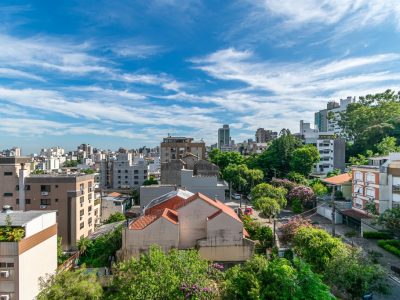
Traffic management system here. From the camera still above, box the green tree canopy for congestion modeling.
[251,183,287,208]
[208,149,244,173]
[253,197,281,222]
[375,136,400,155]
[378,207,400,236]
[108,246,222,299]
[142,175,158,186]
[37,267,104,300]
[223,164,263,195]
[290,145,320,176]
[257,129,302,178]
[104,212,126,224]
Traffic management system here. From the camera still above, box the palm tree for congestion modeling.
[77,237,92,255]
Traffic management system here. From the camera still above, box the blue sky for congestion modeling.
[1,0,400,154]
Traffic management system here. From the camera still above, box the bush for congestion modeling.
[311,181,328,196]
[287,185,315,206]
[363,231,393,239]
[292,199,303,213]
[378,240,400,257]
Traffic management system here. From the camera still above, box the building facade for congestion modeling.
[255,128,277,143]
[119,190,254,262]
[0,209,57,300]
[161,137,205,163]
[218,125,231,150]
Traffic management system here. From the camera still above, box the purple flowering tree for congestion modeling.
[287,185,315,206]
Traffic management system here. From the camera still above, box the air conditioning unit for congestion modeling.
[41,191,49,196]
[40,205,47,209]
[0,295,10,300]
[0,270,10,278]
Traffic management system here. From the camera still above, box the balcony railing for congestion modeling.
[393,185,400,193]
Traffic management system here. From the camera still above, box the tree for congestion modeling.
[108,246,222,299]
[293,227,345,272]
[279,216,312,245]
[77,237,92,255]
[223,164,263,196]
[64,160,78,167]
[270,178,297,191]
[251,183,287,208]
[257,129,302,178]
[339,90,400,156]
[349,152,371,165]
[325,248,389,299]
[104,212,126,224]
[208,149,244,174]
[37,267,103,300]
[224,255,334,300]
[287,185,315,207]
[375,136,400,155]
[57,237,68,265]
[143,175,158,186]
[378,207,400,236]
[310,181,328,196]
[287,172,308,185]
[253,197,281,222]
[326,169,341,178]
[290,145,320,176]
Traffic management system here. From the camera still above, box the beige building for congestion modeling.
[119,190,254,262]
[160,137,205,163]
[0,158,99,250]
[0,209,57,300]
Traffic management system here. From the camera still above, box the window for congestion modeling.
[88,205,92,212]
[125,176,128,179]
[3,193,12,197]
[134,181,138,185]
[118,170,121,173]
[16,185,19,191]
[366,188,375,198]
[118,176,121,179]
[0,262,14,268]
[88,193,92,200]
[40,185,51,192]
[40,199,51,205]
[3,171,12,176]
[366,172,376,183]
[79,183,84,192]
[125,170,128,173]
[55,198,58,203]
[80,209,84,216]
[144,170,147,174]
[80,222,84,229]
[355,171,363,181]
[134,170,138,174]
[16,199,19,205]
[25,185,30,190]
[26,199,31,204]
[134,176,138,179]
[55,185,58,188]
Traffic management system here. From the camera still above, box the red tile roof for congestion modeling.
[129,208,178,230]
[208,209,223,220]
[322,173,352,185]
[243,228,250,238]
[108,192,122,197]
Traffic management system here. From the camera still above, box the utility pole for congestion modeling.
[331,185,336,236]
[273,217,277,246]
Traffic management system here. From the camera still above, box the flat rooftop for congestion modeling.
[0,210,56,227]
[0,157,32,164]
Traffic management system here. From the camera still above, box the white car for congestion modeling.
[232,193,241,200]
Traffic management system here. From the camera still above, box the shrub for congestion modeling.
[292,199,303,213]
[311,181,328,196]
[363,231,393,239]
[378,240,400,257]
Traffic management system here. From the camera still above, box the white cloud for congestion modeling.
[0,67,45,81]
[255,0,400,31]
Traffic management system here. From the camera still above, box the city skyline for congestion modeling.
[1,1,400,153]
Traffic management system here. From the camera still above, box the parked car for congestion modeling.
[244,207,253,215]
[232,193,241,200]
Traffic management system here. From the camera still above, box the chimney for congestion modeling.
[19,163,26,211]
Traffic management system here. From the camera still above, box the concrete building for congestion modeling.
[218,125,231,150]
[0,159,99,250]
[351,153,400,215]
[298,122,346,175]
[0,148,21,158]
[40,147,64,158]
[101,192,131,222]
[314,97,355,135]
[255,128,277,143]
[160,136,205,163]
[315,134,346,174]
[119,190,255,262]
[112,154,148,189]
[0,209,57,300]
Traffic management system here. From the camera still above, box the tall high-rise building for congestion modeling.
[218,125,231,150]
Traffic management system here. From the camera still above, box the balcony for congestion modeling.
[41,191,49,196]
[40,205,48,209]
[393,185,400,193]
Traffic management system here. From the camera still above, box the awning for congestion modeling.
[340,209,371,221]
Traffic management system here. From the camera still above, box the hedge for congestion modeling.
[378,240,400,257]
[363,231,393,240]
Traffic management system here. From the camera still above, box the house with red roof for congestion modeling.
[118,189,255,262]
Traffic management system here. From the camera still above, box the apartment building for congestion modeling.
[101,192,131,222]
[112,154,148,189]
[0,159,99,250]
[255,128,277,143]
[218,125,231,150]
[314,97,355,135]
[316,134,346,174]
[298,122,346,175]
[160,136,205,163]
[0,158,31,209]
[0,209,57,300]
[352,153,400,215]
